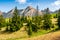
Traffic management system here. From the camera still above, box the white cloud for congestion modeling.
[16,0,27,4]
[51,0,60,6]
[50,0,60,11]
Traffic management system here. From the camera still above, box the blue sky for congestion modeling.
[0,0,60,12]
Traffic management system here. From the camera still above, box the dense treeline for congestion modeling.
[0,6,60,37]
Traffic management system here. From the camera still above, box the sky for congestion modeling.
[0,0,60,12]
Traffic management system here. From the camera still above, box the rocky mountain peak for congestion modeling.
[26,6,33,10]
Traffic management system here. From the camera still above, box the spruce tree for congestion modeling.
[27,19,32,37]
[0,15,5,30]
[9,7,22,32]
[33,5,42,29]
[43,8,52,30]
[33,16,42,29]
[26,16,38,37]
[26,5,42,36]
[57,9,60,29]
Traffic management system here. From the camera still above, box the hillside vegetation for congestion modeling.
[0,7,60,40]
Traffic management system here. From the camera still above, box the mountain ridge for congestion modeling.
[1,6,42,18]
[0,6,58,18]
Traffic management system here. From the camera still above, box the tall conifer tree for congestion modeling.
[9,7,22,32]
[57,9,60,29]
[43,8,52,30]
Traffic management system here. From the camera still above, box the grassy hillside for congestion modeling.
[0,18,58,40]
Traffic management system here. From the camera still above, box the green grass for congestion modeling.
[6,29,56,40]
[32,25,58,37]
[32,30,49,36]
[5,30,51,40]
[5,26,58,40]
[51,13,57,18]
